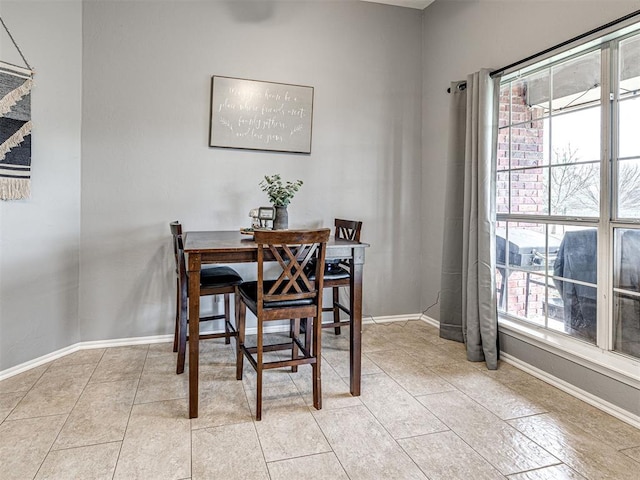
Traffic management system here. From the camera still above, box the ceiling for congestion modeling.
[361,0,435,9]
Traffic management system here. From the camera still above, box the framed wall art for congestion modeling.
[209,76,314,154]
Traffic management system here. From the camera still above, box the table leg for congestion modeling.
[188,253,201,418]
[349,250,364,396]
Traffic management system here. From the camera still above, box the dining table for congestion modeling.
[183,230,369,418]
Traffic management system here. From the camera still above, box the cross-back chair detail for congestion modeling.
[236,228,330,420]
[335,219,362,243]
[263,241,319,302]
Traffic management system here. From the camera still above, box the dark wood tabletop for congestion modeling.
[184,230,366,259]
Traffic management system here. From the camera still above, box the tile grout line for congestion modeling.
[399,377,522,478]
[33,356,105,480]
[111,345,149,480]
[1,362,52,427]
[354,359,447,480]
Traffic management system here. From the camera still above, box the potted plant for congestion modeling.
[259,174,303,229]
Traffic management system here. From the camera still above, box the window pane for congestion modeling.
[497,170,509,214]
[506,270,529,318]
[551,226,598,343]
[552,226,597,284]
[497,223,548,269]
[499,84,510,128]
[552,50,601,112]
[619,96,640,158]
[613,293,640,359]
[496,221,507,313]
[548,162,599,217]
[497,223,547,319]
[497,127,509,170]
[613,228,640,291]
[513,71,550,118]
[510,168,548,215]
[619,33,640,99]
[616,159,640,219]
[551,107,601,163]
[613,228,639,358]
[555,282,597,343]
[522,273,548,326]
[496,268,506,313]
[546,280,565,332]
[511,119,547,168]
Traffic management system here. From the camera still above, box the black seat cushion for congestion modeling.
[322,264,350,281]
[306,259,350,281]
[200,266,243,287]
[239,280,315,309]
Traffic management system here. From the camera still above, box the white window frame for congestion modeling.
[496,21,640,387]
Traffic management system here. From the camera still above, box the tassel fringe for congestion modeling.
[0,77,32,116]
[0,177,30,200]
[0,120,31,161]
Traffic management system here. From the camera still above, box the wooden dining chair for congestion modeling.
[305,219,363,339]
[170,221,243,374]
[235,228,330,420]
[324,219,363,334]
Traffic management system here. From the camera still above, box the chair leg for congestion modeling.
[312,313,322,411]
[224,294,231,344]
[291,318,300,373]
[176,283,188,375]
[304,318,312,353]
[173,279,180,352]
[236,298,246,381]
[332,287,341,335]
[256,318,263,421]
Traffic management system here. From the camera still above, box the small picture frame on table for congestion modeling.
[258,206,275,229]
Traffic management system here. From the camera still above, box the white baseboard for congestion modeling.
[0,344,80,381]
[419,314,439,328]
[501,352,640,429]
[0,335,174,382]
[365,313,422,324]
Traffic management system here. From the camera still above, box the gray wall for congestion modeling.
[0,1,82,370]
[79,1,423,342]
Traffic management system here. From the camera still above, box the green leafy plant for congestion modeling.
[259,174,303,207]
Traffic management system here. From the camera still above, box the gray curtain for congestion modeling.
[439,69,499,370]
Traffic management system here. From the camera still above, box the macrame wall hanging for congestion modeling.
[0,16,34,200]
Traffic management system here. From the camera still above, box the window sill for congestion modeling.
[498,316,640,389]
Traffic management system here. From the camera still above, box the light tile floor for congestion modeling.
[1,320,640,479]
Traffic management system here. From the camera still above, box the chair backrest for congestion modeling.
[334,219,362,242]
[253,229,330,307]
[169,221,183,273]
[169,221,182,237]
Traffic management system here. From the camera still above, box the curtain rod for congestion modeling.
[447,9,640,93]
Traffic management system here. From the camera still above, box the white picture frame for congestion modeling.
[209,76,314,154]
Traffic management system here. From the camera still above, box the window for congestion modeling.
[496,26,640,362]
